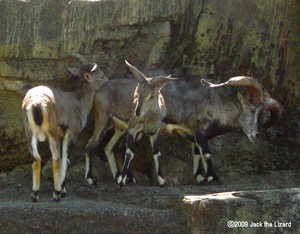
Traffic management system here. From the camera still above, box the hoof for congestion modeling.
[86,177,97,187]
[159,181,167,188]
[126,176,137,184]
[197,175,219,186]
[158,176,167,187]
[195,174,206,185]
[197,179,210,186]
[208,176,221,185]
[116,174,127,188]
[31,190,39,202]
[61,187,67,198]
[53,197,61,202]
[53,190,61,202]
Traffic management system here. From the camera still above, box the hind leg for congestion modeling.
[85,118,110,186]
[104,127,126,180]
[194,130,218,185]
[30,134,42,202]
[23,112,41,202]
[48,135,62,202]
[60,131,74,198]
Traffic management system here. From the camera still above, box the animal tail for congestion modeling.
[32,105,43,126]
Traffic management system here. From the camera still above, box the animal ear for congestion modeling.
[125,60,147,84]
[237,92,250,109]
[84,73,92,83]
[67,67,81,77]
[89,63,98,72]
[150,76,177,90]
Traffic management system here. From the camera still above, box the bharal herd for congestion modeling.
[21,54,282,202]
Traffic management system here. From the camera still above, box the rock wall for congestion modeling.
[0,0,299,184]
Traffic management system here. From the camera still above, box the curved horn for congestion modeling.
[125,60,147,84]
[149,76,177,88]
[263,97,282,128]
[63,53,89,65]
[201,76,263,103]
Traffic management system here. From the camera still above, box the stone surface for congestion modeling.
[183,188,300,234]
[0,91,30,171]
[151,155,190,186]
[1,168,300,233]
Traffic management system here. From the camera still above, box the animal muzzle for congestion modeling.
[248,131,259,142]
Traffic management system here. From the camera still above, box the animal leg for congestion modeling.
[30,134,41,202]
[117,130,136,187]
[150,131,167,186]
[48,135,62,202]
[194,130,218,185]
[113,141,136,184]
[104,127,126,180]
[191,142,206,184]
[85,118,110,186]
[60,131,74,198]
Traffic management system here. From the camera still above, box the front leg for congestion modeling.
[116,129,137,187]
[114,141,137,184]
[149,131,167,186]
[193,130,218,185]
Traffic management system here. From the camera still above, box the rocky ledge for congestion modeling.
[0,166,299,234]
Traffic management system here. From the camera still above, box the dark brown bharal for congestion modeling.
[161,76,281,184]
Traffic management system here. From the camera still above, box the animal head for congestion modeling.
[125,60,176,118]
[64,54,105,91]
[202,76,282,142]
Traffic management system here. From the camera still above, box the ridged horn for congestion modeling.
[63,53,89,65]
[125,60,147,84]
[149,76,177,88]
[201,76,263,103]
[263,97,282,128]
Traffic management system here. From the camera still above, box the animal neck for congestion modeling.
[205,120,233,140]
[77,83,95,116]
[77,77,109,118]
[219,101,243,131]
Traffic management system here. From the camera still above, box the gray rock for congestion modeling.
[182,188,300,234]
[151,156,189,186]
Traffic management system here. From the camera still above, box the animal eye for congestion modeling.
[149,96,154,99]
